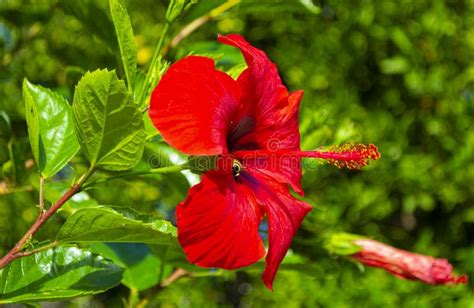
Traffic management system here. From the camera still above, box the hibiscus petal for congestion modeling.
[242,169,312,290]
[218,34,301,151]
[176,171,265,269]
[218,34,303,193]
[149,56,241,155]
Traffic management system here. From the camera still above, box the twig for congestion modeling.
[167,15,210,52]
[160,268,188,287]
[164,0,240,53]
[0,167,96,269]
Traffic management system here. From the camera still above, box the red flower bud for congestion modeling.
[352,239,468,285]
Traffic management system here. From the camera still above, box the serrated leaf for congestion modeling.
[72,69,145,170]
[0,246,123,304]
[109,0,137,91]
[57,207,177,246]
[23,79,80,178]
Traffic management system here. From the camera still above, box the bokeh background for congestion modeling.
[1,0,473,306]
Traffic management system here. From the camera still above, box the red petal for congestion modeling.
[242,168,312,290]
[176,171,265,269]
[218,34,303,193]
[149,56,241,155]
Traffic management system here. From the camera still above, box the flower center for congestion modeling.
[232,159,243,177]
[227,116,256,151]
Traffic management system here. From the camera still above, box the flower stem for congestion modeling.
[0,166,96,269]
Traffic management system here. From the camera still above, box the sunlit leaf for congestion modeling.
[109,0,137,91]
[23,79,80,178]
[72,69,145,170]
[0,246,123,304]
[57,206,177,245]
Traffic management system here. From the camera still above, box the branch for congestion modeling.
[160,268,188,287]
[0,167,95,269]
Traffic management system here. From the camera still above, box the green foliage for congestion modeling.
[109,0,137,91]
[57,206,177,245]
[0,246,123,304]
[0,0,472,306]
[23,79,80,178]
[72,69,145,170]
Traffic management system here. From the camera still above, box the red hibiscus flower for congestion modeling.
[352,239,468,285]
[149,34,380,289]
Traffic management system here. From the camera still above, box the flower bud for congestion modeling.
[352,239,468,285]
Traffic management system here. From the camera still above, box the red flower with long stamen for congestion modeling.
[353,239,468,285]
[149,34,380,289]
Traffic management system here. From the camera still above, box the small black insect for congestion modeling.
[232,159,242,177]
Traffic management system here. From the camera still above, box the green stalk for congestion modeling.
[138,22,170,107]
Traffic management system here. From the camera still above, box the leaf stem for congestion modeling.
[145,131,160,141]
[83,164,188,188]
[39,175,45,214]
[13,241,59,258]
[0,166,96,269]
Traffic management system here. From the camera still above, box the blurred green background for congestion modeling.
[0,0,473,306]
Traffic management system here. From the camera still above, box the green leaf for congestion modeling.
[72,69,145,170]
[90,243,173,291]
[23,79,80,178]
[109,0,137,91]
[57,206,177,246]
[0,246,123,304]
[226,63,247,80]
